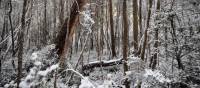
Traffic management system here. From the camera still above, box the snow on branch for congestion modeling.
[82,59,123,71]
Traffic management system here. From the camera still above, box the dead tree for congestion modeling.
[56,0,88,69]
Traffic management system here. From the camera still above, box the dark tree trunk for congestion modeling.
[123,0,130,88]
[8,0,15,56]
[176,55,184,70]
[58,0,88,69]
[133,0,139,51]
[59,0,64,25]
[42,0,48,46]
[139,0,142,39]
[17,0,28,88]
[52,0,57,38]
[109,0,116,57]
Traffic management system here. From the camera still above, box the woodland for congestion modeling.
[0,0,200,88]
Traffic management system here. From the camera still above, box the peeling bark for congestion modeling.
[58,0,88,69]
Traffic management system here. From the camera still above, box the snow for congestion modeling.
[97,74,118,88]
[31,52,38,60]
[79,77,95,88]
[38,64,59,76]
[144,69,171,83]
[18,45,59,88]
[79,3,95,33]
[79,74,119,88]
[4,84,9,88]
[104,59,122,64]
[88,59,122,64]
[34,61,42,66]
[106,74,113,80]
[125,71,133,76]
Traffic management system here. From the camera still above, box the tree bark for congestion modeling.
[133,0,139,51]
[8,0,15,56]
[109,0,116,57]
[17,0,27,87]
[59,0,64,25]
[58,0,88,69]
[149,0,160,70]
[140,0,153,60]
[42,0,48,46]
[139,0,142,39]
[52,0,57,38]
[123,0,130,88]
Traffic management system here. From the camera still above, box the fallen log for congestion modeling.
[82,59,123,71]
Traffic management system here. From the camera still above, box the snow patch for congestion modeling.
[79,77,95,88]
[31,52,38,60]
[38,64,59,76]
[144,69,171,83]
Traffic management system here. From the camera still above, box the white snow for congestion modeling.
[144,69,171,83]
[97,74,118,88]
[79,77,95,88]
[31,52,38,60]
[88,59,122,65]
[34,61,42,66]
[38,64,59,76]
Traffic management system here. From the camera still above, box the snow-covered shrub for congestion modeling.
[3,44,59,88]
[142,69,171,88]
[19,44,59,88]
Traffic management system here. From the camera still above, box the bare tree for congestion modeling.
[123,0,130,88]
[8,0,15,56]
[139,0,142,38]
[140,0,153,60]
[149,0,160,70]
[109,0,116,57]
[17,0,28,87]
[41,0,48,46]
[133,0,139,51]
[59,0,64,25]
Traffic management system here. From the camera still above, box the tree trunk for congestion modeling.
[170,14,184,70]
[42,0,48,46]
[17,0,27,87]
[140,0,153,60]
[133,0,139,51]
[139,0,142,39]
[109,0,116,57]
[0,0,1,7]
[58,0,88,69]
[8,0,16,71]
[8,0,15,56]
[52,0,57,38]
[149,0,160,70]
[123,0,130,88]
[59,0,64,25]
